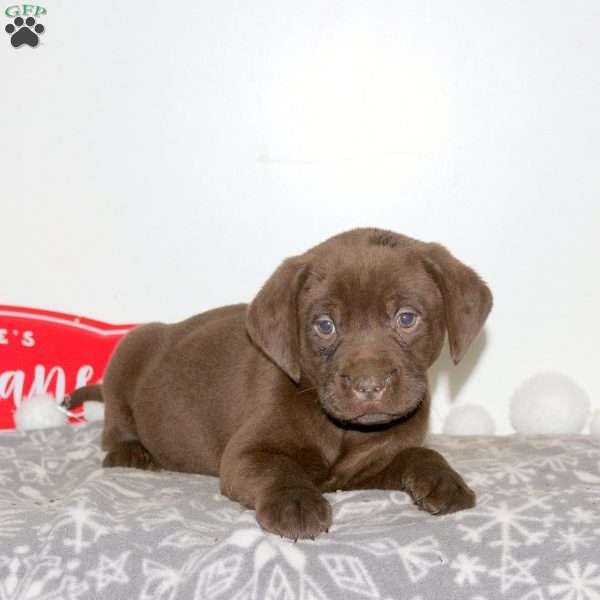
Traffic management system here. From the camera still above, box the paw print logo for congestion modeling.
[5,16,45,48]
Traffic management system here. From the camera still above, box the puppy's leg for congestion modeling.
[101,382,161,471]
[220,449,331,540]
[101,389,161,471]
[360,447,475,514]
[101,325,163,471]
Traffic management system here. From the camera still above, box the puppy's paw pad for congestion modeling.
[257,487,332,540]
[405,468,475,515]
[103,441,161,471]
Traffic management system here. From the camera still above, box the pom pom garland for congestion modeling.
[510,372,590,435]
[13,393,104,431]
[82,400,105,422]
[13,394,67,431]
[12,376,597,436]
[443,404,496,435]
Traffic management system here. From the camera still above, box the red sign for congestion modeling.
[0,306,135,430]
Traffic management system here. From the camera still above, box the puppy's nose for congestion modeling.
[344,372,393,402]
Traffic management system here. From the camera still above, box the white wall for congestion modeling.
[2,0,599,433]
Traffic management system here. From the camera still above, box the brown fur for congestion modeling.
[70,228,492,539]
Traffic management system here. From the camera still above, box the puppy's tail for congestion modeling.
[63,384,104,409]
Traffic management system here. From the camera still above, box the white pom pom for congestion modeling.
[510,372,590,435]
[590,411,600,437]
[83,401,105,422]
[13,394,67,431]
[443,404,496,435]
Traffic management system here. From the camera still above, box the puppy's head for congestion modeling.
[247,229,492,427]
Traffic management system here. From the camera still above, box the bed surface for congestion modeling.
[1,423,599,600]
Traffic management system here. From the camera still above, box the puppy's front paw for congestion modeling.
[404,467,475,515]
[256,487,332,540]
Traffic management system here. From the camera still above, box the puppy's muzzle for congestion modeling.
[341,370,396,404]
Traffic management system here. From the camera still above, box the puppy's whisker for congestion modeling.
[296,386,318,396]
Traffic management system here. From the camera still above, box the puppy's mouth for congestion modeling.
[351,412,404,425]
[349,399,423,426]
[322,396,424,429]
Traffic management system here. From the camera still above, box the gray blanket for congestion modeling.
[1,423,599,599]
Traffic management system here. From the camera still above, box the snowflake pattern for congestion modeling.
[550,561,600,600]
[0,424,599,599]
[569,507,600,525]
[87,551,131,592]
[455,490,567,592]
[451,553,487,585]
[44,497,112,554]
[556,527,595,554]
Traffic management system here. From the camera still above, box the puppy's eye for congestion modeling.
[396,309,419,330]
[314,317,336,337]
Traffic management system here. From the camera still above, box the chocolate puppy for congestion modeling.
[70,228,492,539]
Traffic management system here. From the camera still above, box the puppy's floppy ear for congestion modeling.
[246,257,308,383]
[424,243,493,365]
